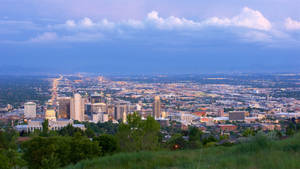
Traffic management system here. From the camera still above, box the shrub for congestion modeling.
[235,133,273,153]
[22,136,102,169]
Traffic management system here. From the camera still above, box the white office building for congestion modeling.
[70,93,85,121]
[24,102,36,119]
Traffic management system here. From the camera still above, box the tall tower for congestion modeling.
[153,96,161,119]
[57,97,71,119]
[24,102,36,119]
[114,102,127,121]
[70,93,85,121]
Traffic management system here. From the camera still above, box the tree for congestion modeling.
[22,136,102,169]
[141,116,160,150]
[94,134,119,155]
[202,135,217,146]
[85,127,95,138]
[188,127,202,142]
[0,128,25,169]
[116,112,160,152]
[40,119,49,137]
[58,124,84,137]
[242,128,255,137]
[187,127,203,149]
[167,134,187,150]
[0,152,10,169]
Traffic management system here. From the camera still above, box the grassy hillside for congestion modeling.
[65,133,300,169]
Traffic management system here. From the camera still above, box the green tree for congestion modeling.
[0,152,10,169]
[85,127,95,138]
[243,128,255,137]
[40,119,49,137]
[94,134,119,155]
[188,127,203,149]
[116,113,160,152]
[202,135,217,146]
[0,128,25,169]
[22,136,102,169]
[167,134,187,150]
[58,124,84,137]
[141,116,160,150]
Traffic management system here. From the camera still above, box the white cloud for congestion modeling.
[241,31,272,42]
[231,7,272,31]
[285,17,300,30]
[61,33,103,42]
[63,17,115,30]
[19,7,297,45]
[80,17,94,27]
[65,20,76,27]
[53,7,271,32]
[28,32,103,43]
[30,32,58,42]
[145,7,271,31]
[123,19,144,29]
[99,19,115,29]
[146,11,200,30]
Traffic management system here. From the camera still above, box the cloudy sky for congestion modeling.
[0,0,300,74]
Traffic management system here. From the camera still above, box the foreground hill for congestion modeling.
[65,133,300,169]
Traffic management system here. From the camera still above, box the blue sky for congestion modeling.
[0,0,300,73]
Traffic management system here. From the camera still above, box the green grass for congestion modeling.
[64,133,300,169]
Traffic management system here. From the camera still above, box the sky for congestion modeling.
[0,0,300,74]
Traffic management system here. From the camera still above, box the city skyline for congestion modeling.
[0,0,300,73]
[1,1,300,168]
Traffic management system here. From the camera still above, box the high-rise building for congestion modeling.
[90,93,104,104]
[114,102,128,121]
[70,93,85,122]
[153,96,161,119]
[91,103,106,113]
[107,105,115,119]
[57,97,70,119]
[24,102,36,119]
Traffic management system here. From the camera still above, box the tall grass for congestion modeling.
[64,133,300,169]
[234,132,274,153]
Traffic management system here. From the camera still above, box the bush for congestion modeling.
[235,133,273,153]
[167,134,187,150]
[22,136,102,169]
[94,134,119,155]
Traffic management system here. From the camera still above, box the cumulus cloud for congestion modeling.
[146,11,200,30]
[56,7,271,31]
[63,17,115,30]
[80,17,94,27]
[6,7,296,45]
[65,20,76,27]
[230,7,271,31]
[285,17,300,30]
[145,7,271,31]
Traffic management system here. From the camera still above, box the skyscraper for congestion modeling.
[24,102,36,119]
[114,102,128,121]
[57,97,71,119]
[90,93,104,104]
[70,93,85,122]
[91,103,106,113]
[153,96,161,119]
